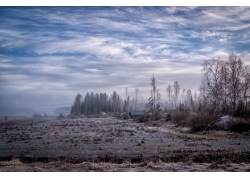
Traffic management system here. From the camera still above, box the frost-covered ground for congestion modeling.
[1,158,250,172]
[0,116,250,171]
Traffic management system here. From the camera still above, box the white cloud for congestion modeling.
[1,7,250,113]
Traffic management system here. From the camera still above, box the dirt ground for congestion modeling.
[0,116,250,172]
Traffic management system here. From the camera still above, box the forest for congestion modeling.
[70,53,250,131]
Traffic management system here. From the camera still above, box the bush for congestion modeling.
[117,112,130,120]
[166,113,171,121]
[172,110,189,126]
[187,111,219,132]
[137,115,150,123]
[162,113,171,121]
[230,122,250,133]
[227,119,250,133]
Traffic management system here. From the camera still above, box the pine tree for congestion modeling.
[145,89,154,120]
[146,74,161,120]
[70,93,82,116]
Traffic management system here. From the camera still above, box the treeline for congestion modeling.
[167,53,250,131]
[165,82,197,112]
[144,74,198,121]
[199,53,250,118]
[70,52,249,120]
[163,53,250,119]
[70,91,124,115]
[70,87,144,116]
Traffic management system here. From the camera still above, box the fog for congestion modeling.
[1,7,250,115]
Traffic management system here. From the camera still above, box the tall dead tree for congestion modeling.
[173,81,180,108]
[146,74,161,120]
[166,85,172,109]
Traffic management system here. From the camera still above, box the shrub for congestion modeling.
[137,115,150,123]
[187,111,219,132]
[230,122,250,133]
[166,113,171,121]
[227,118,250,133]
[172,110,190,126]
[162,113,171,121]
[117,112,130,120]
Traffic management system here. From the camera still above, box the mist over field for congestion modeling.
[1,6,250,172]
[1,7,250,115]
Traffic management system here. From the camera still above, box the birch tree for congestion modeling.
[201,58,223,113]
[166,85,172,109]
[226,53,243,115]
[173,81,180,108]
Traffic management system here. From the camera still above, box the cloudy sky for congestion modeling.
[0,6,250,114]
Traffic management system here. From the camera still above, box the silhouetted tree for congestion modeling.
[146,74,161,120]
[173,81,180,108]
[70,93,82,116]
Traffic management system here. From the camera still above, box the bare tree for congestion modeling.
[194,91,198,111]
[135,88,139,111]
[219,60,229,113]
[155,89,162,120]
[173,81,180,108]
[181,88,186,104]
[186,89,192,109]
[146,74,161,120]
[243,65,250,97]
[125,87,128,99]
[166,85,172,109]
[241,65,250,118]
[226,53,243,115]
[199,53,249,117]
[124,87,129,112]
[127,96,130,112]
[201,58,223,113]
[152,75,156,115]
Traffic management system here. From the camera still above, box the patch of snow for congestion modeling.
[214,115,237,130]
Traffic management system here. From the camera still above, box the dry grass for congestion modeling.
[1,158,250,172]
[1,117,250,172]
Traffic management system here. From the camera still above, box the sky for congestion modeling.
[0,6,250,114]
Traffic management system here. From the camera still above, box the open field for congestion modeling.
[0,116,250,171]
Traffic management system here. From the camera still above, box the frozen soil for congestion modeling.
[1,158,250,172]
[0,117,250,171]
